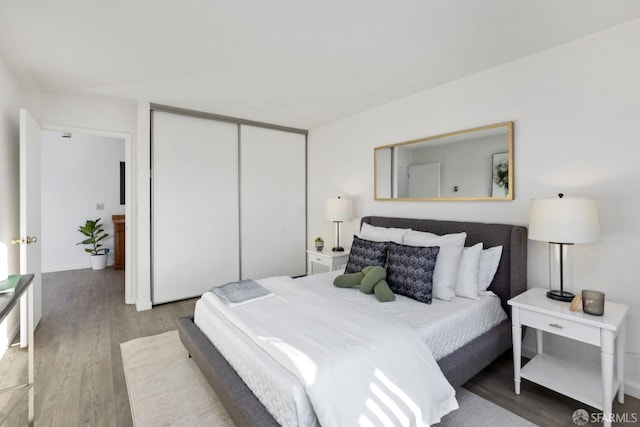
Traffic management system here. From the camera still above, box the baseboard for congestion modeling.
[43,261,116,273]
[136,300,152,311]
[625,379,640,399]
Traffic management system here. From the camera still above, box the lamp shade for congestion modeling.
[528,196,601,244]
[325,197,352,222]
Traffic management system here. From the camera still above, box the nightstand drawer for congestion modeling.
[309,254,331,267]
[520,310,600,346]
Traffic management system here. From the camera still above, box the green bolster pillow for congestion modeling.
[333,272,364,288]
[373,280,395,302]
[361,266,375,275]
[360,266,386,294]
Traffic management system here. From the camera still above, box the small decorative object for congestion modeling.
[314,237,324,252]
[569,295,582,311]
[528,194,601,302]
[582,290,605,316]
[77,218,110,270]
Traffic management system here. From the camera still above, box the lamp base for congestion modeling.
[546,289,574,302]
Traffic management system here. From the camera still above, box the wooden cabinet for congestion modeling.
[112,215,125,269]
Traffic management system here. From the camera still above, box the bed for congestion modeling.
[178,216,528,426]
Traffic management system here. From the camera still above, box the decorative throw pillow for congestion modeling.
[403,230,467,301]
[359,222,410,244]
[454,243,483,299]
[386,242,439,304]
[479,245,503,292]
[344,236,389,274]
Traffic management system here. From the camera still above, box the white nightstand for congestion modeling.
[306,249,350,275]
[508,288,628,427]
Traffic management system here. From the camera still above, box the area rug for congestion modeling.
[121,330,535,427]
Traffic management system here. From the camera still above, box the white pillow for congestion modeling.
[478,245,503,292]
[359,222,410,244]
[455,243,483,299]
[403,230,467,301]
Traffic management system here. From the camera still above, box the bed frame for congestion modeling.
[178,216,527,426]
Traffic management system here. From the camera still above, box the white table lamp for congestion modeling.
[529,194,601,301]
[325,197,352,252]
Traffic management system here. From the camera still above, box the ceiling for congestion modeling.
[1,1,640,130]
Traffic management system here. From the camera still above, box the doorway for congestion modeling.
[40,126,133,304]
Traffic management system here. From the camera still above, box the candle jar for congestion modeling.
[581,290,605,316]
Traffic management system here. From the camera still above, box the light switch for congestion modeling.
[97,203,105,210]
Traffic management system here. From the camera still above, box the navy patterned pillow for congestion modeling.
[386,242,439,304]
[344,236,389,273]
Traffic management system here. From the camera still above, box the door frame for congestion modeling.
[43,124,134,304]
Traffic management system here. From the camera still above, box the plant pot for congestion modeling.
[90,254,108,270]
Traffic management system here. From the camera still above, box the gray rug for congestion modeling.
[121,330,535,427]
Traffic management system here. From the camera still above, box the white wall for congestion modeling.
[0,54,24,354]
[308,19,640,395]
[41,130,125,272]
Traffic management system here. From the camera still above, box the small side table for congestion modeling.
[306,249,350,275]
[508,288,628,427]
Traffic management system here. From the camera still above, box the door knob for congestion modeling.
[11,236,38,245]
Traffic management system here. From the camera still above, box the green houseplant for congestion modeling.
[77,218,109,270]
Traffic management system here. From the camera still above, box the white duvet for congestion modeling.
[205,275,458,427]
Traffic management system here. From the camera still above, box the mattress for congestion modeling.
[194,270,507,426]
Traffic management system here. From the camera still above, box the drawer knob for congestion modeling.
[549,323,563,329]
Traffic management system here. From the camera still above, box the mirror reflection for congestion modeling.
[374,122,513,201]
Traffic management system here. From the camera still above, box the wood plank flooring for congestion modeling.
[0,268,638,426]
[0,268,196,426]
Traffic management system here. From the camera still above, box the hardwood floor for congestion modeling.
[464,351,640,426]
[0,269,638,426]
[0,268,196,426]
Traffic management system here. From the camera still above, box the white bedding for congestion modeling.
[194,270,507,426]
[297,271,508,360]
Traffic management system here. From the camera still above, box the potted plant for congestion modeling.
[77,218,110,270]
[314,237,324,251]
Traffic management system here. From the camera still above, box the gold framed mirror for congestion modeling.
[374,121,513,201]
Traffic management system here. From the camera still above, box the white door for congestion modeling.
[151,111,240,304]
[18,109,42,333]
[408,162,441,198]
[240,125,306,279]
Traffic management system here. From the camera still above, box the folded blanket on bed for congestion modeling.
[210,280,274,307]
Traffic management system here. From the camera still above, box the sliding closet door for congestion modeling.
[152,112,239,304]
[240,126,306,279]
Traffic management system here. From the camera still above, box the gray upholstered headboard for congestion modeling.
[361,216,528,317]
